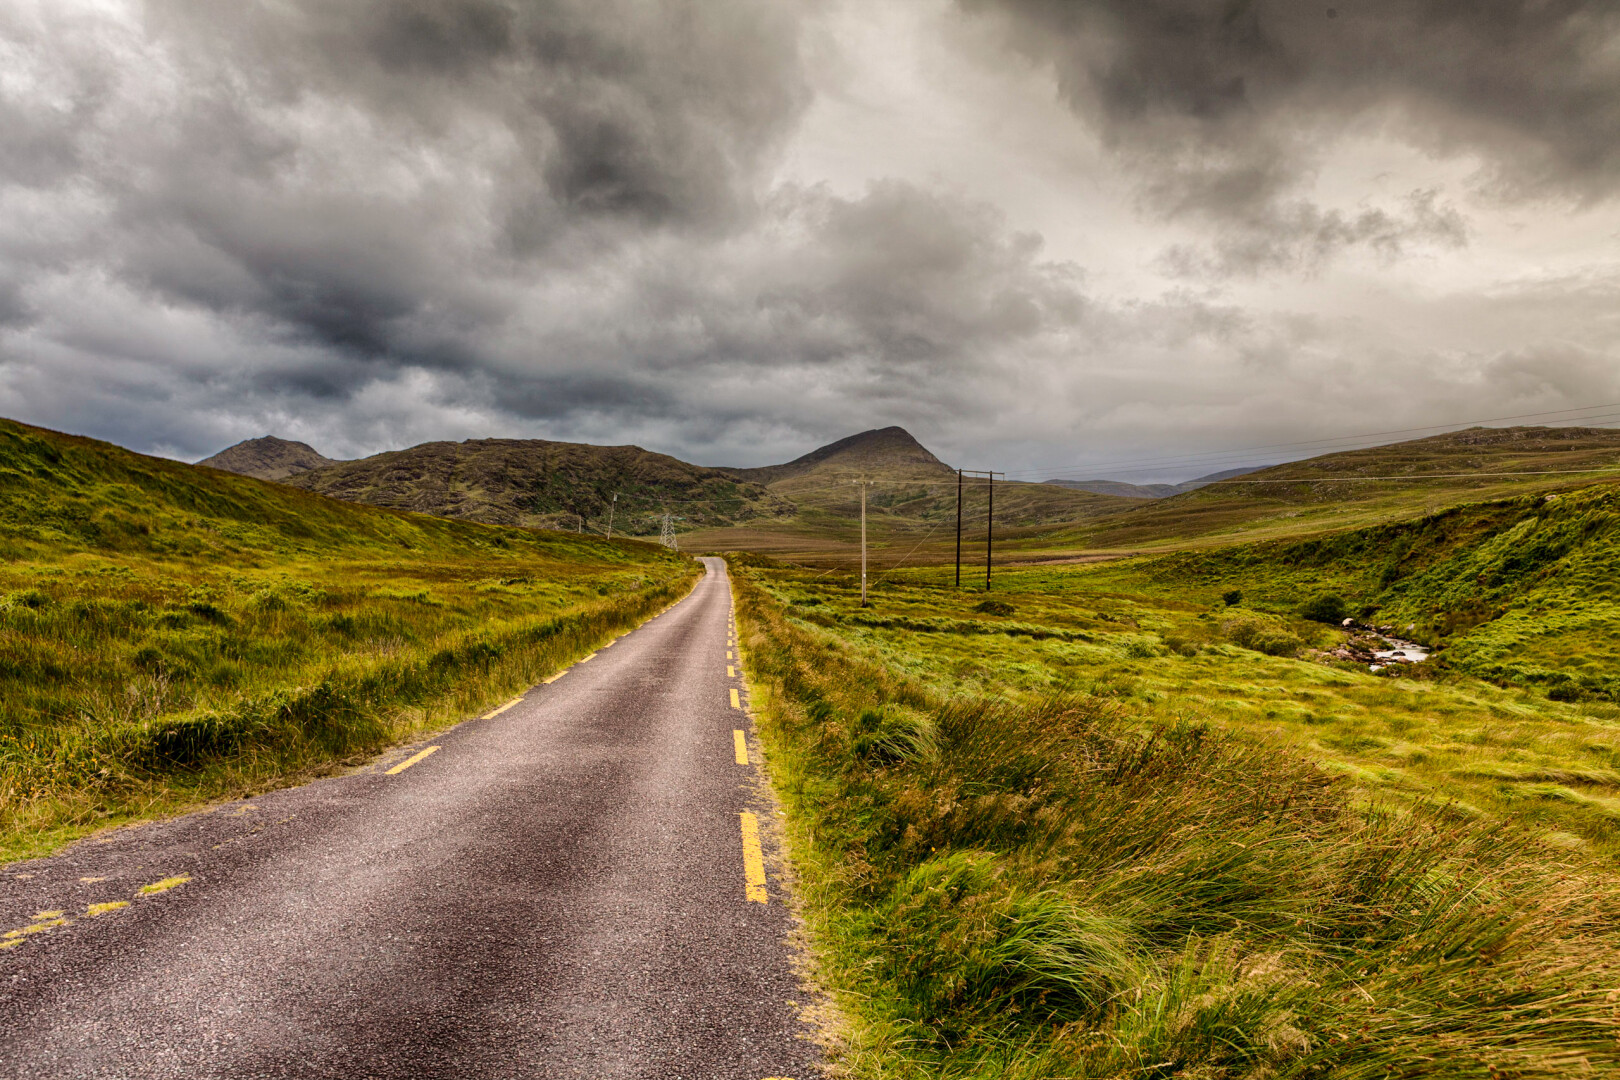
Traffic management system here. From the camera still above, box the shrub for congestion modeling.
[1221,589,1242,606]
[974,599,1014,616]
[1297,592,1349,624]
[1224,617,1303,657]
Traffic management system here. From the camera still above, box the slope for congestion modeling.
[1090,478,1620,696]
[0,417,695,857]
[284,437,793,535]
[1061,425,1620,552]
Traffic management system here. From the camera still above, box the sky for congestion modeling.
[2,0,1619,481]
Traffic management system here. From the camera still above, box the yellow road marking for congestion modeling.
[739,813,767,904]
[730,688,741,710]
[5,918,68,940]
[33,910,63,920]
[733,729,748,765]
[87,901,129,917]
[727,665,735,677]
[578,652,597,663]
[726,650,733,660]
[543,670,566,684]
[138,875,191,896]
[386,746,440,775]
[481,695,524,719]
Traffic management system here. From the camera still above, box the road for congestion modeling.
[0,557,822,1079]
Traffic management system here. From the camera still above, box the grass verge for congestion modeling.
[731,556,1620,1078]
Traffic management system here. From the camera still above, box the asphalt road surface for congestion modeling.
[0,557,823,1079]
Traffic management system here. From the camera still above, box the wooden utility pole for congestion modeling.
[605,492,618,539]
[859,481,868,607]
[955,468,963,589]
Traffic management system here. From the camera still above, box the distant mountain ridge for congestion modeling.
[198,436,342,481]
[197,425,1131,538]
[1044,466,1265,499]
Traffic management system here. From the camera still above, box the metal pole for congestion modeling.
[955,468,962,589]
[985,473,993,590]
[860,481,868,607]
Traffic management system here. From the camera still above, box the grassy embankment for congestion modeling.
[0,419,698,860]
[729,489,1620,1075]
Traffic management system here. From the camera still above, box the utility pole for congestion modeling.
[859,480,868,607]
[986,471,994,590]
[955,468,963,589]
[605,492,618,540]
[955,470,1002,590]
[659,512,678,550]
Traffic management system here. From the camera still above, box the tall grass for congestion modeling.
[730,560,1620,1077]
[0,417,700,859]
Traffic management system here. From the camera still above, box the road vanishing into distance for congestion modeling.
[0,558,822,1079]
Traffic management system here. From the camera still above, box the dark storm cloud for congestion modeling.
[0,0,810,371]
[965,0,1620,269]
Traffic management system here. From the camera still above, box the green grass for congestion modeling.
[0,418,699,859]
[732,552,1620,1076]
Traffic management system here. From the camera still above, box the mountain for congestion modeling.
[197,436,342,481]
[1044,466,1265,500]
[195,424,1137,553]
[686,428,1140,558]
[282,438,792,536]
[1075,425,1620,550]
[725,426,955,487]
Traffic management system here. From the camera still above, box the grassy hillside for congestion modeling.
[1055,425,1620,553]
[1094,479,1620,699]
[731,557,1620,1077]
[0,418,697,859]
[281,437,792,536]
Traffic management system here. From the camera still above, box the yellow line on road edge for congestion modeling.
[729,688,741,710]
[578,652,597,663]
[726,650,733,660]
[733,729,748,765]
[727,665,736,677]
[481,696,523,719]
[739,812,767,904]
[386,746,440,775]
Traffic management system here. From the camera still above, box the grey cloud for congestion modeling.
[1,0,811,371]
[1158,188,1470,277]
[964,0,1619,269]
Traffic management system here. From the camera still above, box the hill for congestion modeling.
[1043,466,1264,500]
[0,417,694,857]
[687,428,1138,560]
[282,438,793,536]
[197,435,342,480]
[1056,425,1620,552]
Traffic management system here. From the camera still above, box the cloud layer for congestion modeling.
[1,0,1617,476]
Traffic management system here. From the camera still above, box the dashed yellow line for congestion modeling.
[727,665,736,677]
[481,695,524,719]
[726,650,734,660]
[739,813,767,904]
[729,688,741,710]
[386,746,440,775]
[138,875,191,896]
[733,729,748,765]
